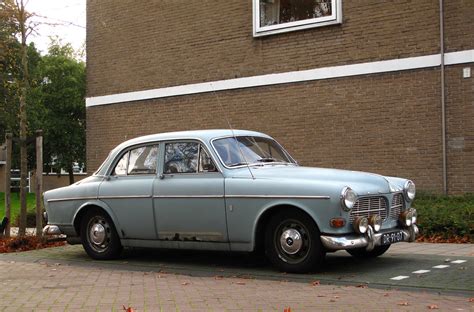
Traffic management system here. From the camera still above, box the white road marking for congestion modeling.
[432,265,450,269]
[390,276,410,281]
[412,270,430,274]
[451,260,467,264]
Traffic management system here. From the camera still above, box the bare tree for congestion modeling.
[2,0,36,236]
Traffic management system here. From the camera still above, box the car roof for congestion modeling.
[94,129,273,176]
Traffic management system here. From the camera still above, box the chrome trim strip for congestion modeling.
[153,195,224,199]
[154,195,330,199]
[48,194,329,201]
[99,195,152,199]
[47,196,97,202]
[225,195,330,199]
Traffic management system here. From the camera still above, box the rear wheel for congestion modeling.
[347,244,391,258]
[80,209,122,260]
[265,210,325,273]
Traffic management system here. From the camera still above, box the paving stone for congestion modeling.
[0,243,473,311]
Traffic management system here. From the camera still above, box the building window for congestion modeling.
[253,0,342,37]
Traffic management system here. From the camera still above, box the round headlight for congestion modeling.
[404,180,416,202]
[341,187,357,211]
[353,217,368,234]
[399,210,413,227]
[369,215,382,232]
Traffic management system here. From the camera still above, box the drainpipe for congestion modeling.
[439,0,447,195]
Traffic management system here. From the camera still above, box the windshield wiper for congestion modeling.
[258,157,278,163]
[228,162,249,167]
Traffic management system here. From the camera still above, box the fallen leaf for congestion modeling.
[427,304,439,309]
[311,280,320,286]
[122,305,135,312]
[398,302,409,306]
[181,282,190,286]
[333,295,340,299]
[356,284,368,288]
[469,298,474,302]
[284,308,292,312]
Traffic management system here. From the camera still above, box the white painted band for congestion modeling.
[86,49,474,107]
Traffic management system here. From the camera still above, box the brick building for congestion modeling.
[86,0,473,194]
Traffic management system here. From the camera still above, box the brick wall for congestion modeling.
[87,67,450,192]
[446,65,474,193]
[86,0,466,97]
[86,0,474,193]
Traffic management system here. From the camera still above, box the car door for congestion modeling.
[98,144,159,240]
[153,141,227,242]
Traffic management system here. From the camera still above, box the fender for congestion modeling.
[73,199,124,238]
[250,199,324,250]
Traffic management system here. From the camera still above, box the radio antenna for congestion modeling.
[209,82,255,180]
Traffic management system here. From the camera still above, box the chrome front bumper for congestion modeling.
[42,225,62,236]
[320,224,419,251]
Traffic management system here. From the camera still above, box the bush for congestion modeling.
[413,193,474,240]
[13,211,38,227]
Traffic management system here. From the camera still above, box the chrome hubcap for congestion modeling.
[90,223,106,245]
[87,216,110,252]
[280,229,303,255]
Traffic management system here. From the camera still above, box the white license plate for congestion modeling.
[381,231,404,245]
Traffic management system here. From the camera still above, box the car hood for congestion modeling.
[231,165,402,195]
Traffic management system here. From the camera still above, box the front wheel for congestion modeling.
[347,244,391,258]
[80,209,122,260]
[265,210,325,273]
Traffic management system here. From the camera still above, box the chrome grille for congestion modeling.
[389,193,404,220]
[349,197,388,223]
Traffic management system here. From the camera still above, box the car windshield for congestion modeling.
[212,136,295,167]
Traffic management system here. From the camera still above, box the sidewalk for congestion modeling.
[389,242,474,257]
[0,242,472,311]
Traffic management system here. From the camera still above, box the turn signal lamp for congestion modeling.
[330,218,346,228]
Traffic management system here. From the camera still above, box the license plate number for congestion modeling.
[381,231,404,245]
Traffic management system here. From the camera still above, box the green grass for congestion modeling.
[413,193,474,239]
[0,192,37,223]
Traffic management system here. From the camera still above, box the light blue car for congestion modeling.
[43,129,418,273]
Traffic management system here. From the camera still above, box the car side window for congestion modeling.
[198,147,217,173]
[113,152,129,175]
[128,145,159,175]
[164,142,199,173]
[113,145,158,176]
[164,142,218,174]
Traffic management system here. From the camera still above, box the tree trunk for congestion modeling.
[36,131,43,238]
[18,0,30,237]
[68,165,75,185]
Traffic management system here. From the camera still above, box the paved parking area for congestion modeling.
[0,243,472,311]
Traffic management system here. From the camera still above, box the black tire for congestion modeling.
[264,210,325,273]
[80,209,122,260]
[347,244,391,258]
